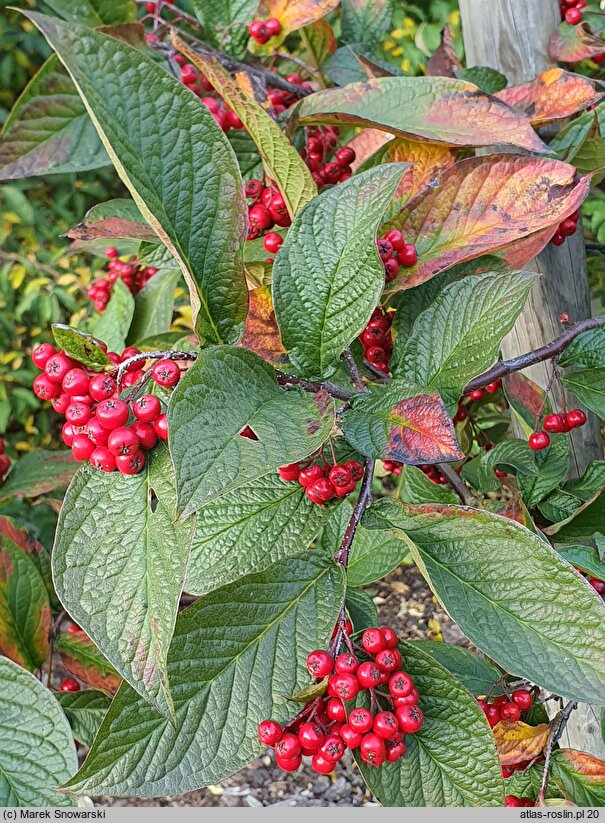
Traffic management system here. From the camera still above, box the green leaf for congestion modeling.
[345,587,378,631]
[52,324,111,370]
[562,115,605,184]
[28,11,248,345]
[400,466,458,505]
[189,0,257,56]
[62,553,344,796]
[551,749,605,807]
[341,381,463,465]
[456,67,507,94]
[388,268,461,352]
[39,0,136,25]
[474,439,538,493]
[0,533,50,671]
[545,491,605,543]
[292,76,548,152]
[0,55,108,181]
[227,130,264,181]
[0,449,76,503]
[559,325,605,369]
[519,434,569,509]
[0,656,77,806]
[53,631,121,694]
[364,499,605,705]
[186,472,338,596]
[0,517,56,612]
[126,269,180,346]
[55,689,111,748]
[92,278,135,353]
[409,641,505,697]
[355,639,504,806]
[562,369,605,418]
[168,347,335,517]
[341,0,394,49]
[392,272,535,406]
[539,461,605,522]
[272,164,406,378]
[556,546,605,581]
[53,448,193,719]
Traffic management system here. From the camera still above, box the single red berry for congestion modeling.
[494,695,509,708]
[327,672,360,701]
[306,649,333,678]
[66,624,81,634]
[365,345,387,364]
[311,753,334,774]
[72,434,95,462]
[384,258,400,282]
[328,465,353,489]
[86,417,109,446]
[375,648,401,673]
[180,63,198,85]
[551,231,565,246]
[319,734,345,762]
[361,627,386,654]
[33,373,61,400]
[339,723,362,749]
[377,238,393,261]
[151,359,180,388]
[334,652,359,674]
[360,732,386,766]
[116,450,146,475]
[396,704,424,734]
[589,577,605,596]
[31,342,57,369]
[529,431,550,451]
[560,311,570,323]
[326,697,346,722]
[62,422,75,447]
[52,394,70,415]
[278,463,300,482]
[298,722,324,750]
[559,217,577,237]
[133,394,161,423]
[275,732,301,760]
[245,178,263,199]
[502,765,515,778]
[348,707,373,734]
[373,711,400,740]
[257,719,282,746]
[45,352,75,384]
[60,677,80,692]
[298,464,325,487]
[263,232,283,254]
[89,374,117,402]
[381,627,398,648]
[511,689,533,711]
[385,739,407,763]
[388,671,414,698]
[500,702,521,722]
[65,401,92,426]
[335,146,356,167]
[308,477,335,502]
[108,427,140,456]
[90,447,116,472]
[361,326,386,347]
[276,753,302,772]
[468,389,485,402]
[385,229,405,251]
[393,688,419,707]
[484,704,501,727]
[484,382,500,394]
[130,421,158,451]
[397,243,418,267]
[264,17,282,36]
[96,399,129,430]
[154,414,169,441]
[334,481,356,498]
[105,246,118,258]
[505,796,523,807]
[566,408,587,428]
[356,661,382,689]
[543,413,565,433]
[268,193,290,227]
[565,7,582,24]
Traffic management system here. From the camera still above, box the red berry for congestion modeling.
[306,649,333,678]
[96,399,129,430]
[484,704,501,727]
[565,7,582,24]
[318,734,344,763]
[258,719,282,746]
[33,373,60,400]
[505,796,523,807]
[559,217,577,237]
[468,389,484,402]
[245,178,263,199]
[373,711,400,740]
[589,577,605,595]
[276,753,302,772]
[511,689,533,711]
[340,723,363,749]
[45,353,74,384]
[349,707,373,733]
[356,661,382,689]
[90,447,116,472]
[89,374,117,402]
[265,17,282,36]
[105,246,118,258]
[393,688,419,707]
[309,477,335,502]
[529,431,550,451]
[65,401,92,426]
[334,653,359,674]
[494,695,509,708]
[298,722,324,750]
[180,64,198,85]
[133,394,161,423]
[360,732,386,766]
[263,232,283,254]
[501,702,521,722]
[59,678,80,692]
[484,382,500,394]
[311,753,334,774]
[543,413,565,433]
[377,238,393,261]
[326,697,346,722]
[278,463,300,482]
[86,417,109,446]
[61,422,75,447]
[389,671,414,698]
[385,229,405,251]
[154,414,169,441]
[248,20,267,42]
[361,627,386,654]
[384,258,400,282]
[130,421,158,451]
[275,732,301,760]
[327,672,360,701]
[298,464,325,487]
[31,343,57,369]
[375,648,401,673]
[328,465,353,489]
[395,704,424,734]
[116,450,146,475]
[335,146,356,166]
[397,244,418,267]
[72,434,95,462]
[108,427,140,456]
[361,326,386,347]
[566,408,587,428]
[385,739,407,762]
[151,359,180,388]
[344,460,364,481]
[381,627,398,648]
[551,231,565,246]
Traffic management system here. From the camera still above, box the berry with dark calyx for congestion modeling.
[154,414,169,441]
[298,464,325,487]
[512,689,533,711]
[45,352,75,384]
[298,722,324,750]
[33,373,61,400]
[356,661,382,689]
[311,753,334,774]
[543,413,565,433]
[340,724,362,749]
[565,7,582,24]
[326,697,346,722]
[361,326,386,347]
[116,451,146,475]
[72,434,95,462]
[362,627,386,654]
[306,649,333,678]
[275,732,301,760]
[96,399,129,430]
[87,417,109,446]
[133,394,161,423]
[328,672,360,701]
[385,739,407,763]
[566,408,587,429]
[248,19,269,44]
[60,678,80,692]
[278,463,300,482]
[375,648,401,673]
[108,427,140,456]
[151,358,180,388]
[319,734,345,762]
[349,707,373,734]
[397,243,418,267]
[388,671,414,698]
[328,464,353,489]
[258,719,282,746]
[309,477,335,502]
[130,421,158,450]
[395,704,424,734]
[360,732,386,767]
[263,232,283,254]
[373,711,400,740]
[31,342,57,369]
[334,652,359,674]
[377,238,393,261]
[245,178,263,200]
[65,401,92,426]
[500,702,521,722]
[384,258,399,282]
[529,431,550,451]
[345,461,364,482]
[89,374,117,402]
[90,447,117,473]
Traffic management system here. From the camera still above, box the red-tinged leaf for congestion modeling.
[0,516,42,558]
[0,449,77,502]
[54,631,121,694]
[500,225,557,269]
[348,129,392,171]
[293,77,549,152]
[485,493,535,530]
[559,750,605,780]
[493,720,550,766]
[427,25,461,77]
[342,383,464,465]
[0,539,50,670]
[496,68,604,125]
[238,286,287,366]
[374,138,456,214]
[66,199,154,243]
[503,372,547,432]
[551,750,605,806]
[549,22,605,63]
[257,0,339,39]
[388,155,589,291]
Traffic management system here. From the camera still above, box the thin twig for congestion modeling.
[343,349,368,394]
[465,316,605,392]
[275,371,354,401]
[0,249,66,282]
[537,700,578,805]
[436,462,475,506]
[114,350,197,389]
[333,458,375,566]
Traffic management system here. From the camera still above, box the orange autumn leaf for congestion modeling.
[560,750,605,782]
[378,138,456,214]
[501,225,557,269]
[348,129,392,171]
[496,68,605,125]
[257,0,339,36]
[55,630,121,694]
[549,22,605,63]
[493,720,550,766]
[239,286,287,366]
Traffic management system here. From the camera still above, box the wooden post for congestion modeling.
[459,0,605,759]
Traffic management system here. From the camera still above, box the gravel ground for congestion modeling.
[94,564,466,808]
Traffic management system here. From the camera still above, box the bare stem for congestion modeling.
[113,350,197,389]
[333,458,375,567]
[343,349,368,394]
[275,371,354,401]
[436,462,475,506]
[537,700,578,805]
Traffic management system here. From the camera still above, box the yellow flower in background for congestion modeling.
[400,58,411,73]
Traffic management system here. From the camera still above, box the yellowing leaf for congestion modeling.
[173,40,316,219]
[377,137,456,214]
[560,749,605,781]
[258,0,339,36]
[283,676,329,702]
[496,68,604,125]
[348,129,392,170]
[238,286,287,366]
[493,720,550,766]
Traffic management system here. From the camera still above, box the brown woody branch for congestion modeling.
[436,462,475,506]
[333,458,375,567]
[537,700,578,805]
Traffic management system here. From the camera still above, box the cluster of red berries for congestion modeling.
[529,408,587,451]
[248,17,282,45]
[0,438,10,486]
[88,248,158,312]
[278,458,364,504]
[550,211,579,246]
[257,626,423,774]
[301,127,354,188]
[358,308,394,374]
[377,229,418,283]
[559,0,586,25]
[245,179,291,240]
[382,460,402,477]
[462,381,502,406]
[266,73,314,117]
[31,343,179,475]
[59,677,81,693]
[172,54,248,132]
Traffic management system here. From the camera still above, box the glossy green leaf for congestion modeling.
[341,0,393,49]
[127,269,180,346]
[0,55,108,180]
[519,434,569,509]
[556,546,605,581]
[400,466,458,505]
[55,689,111,748]
[364,499,605,704]
[551,749,605,807]
[62,553,344,796]
[52,324,111,370]
[388,269,461,351]
[28,11,248,345]
[53,631,121,694]
[562,115,605,184]
[559,325,605,370]
[272,164,406,378]
[0,656,77,806]
[227,130,264,181]
[539,461,605,522]
[341,381,463,465]
[562,369,605,418]
[356,639,504,806]
[293,76,548,152]
[0,538,50,671]
[409,641,505,697]
[474,439,538,493]
[53,448,193,718]
[92,278,135,353]
[0,450,76,503]
[186,472,338,596]
[392,272,535,406]
[168,347,335,517]
[345,588,378,631]
[39,0,136,25]
[545,491,605,542]
[457,67,507,94]
[189,0,256,56]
